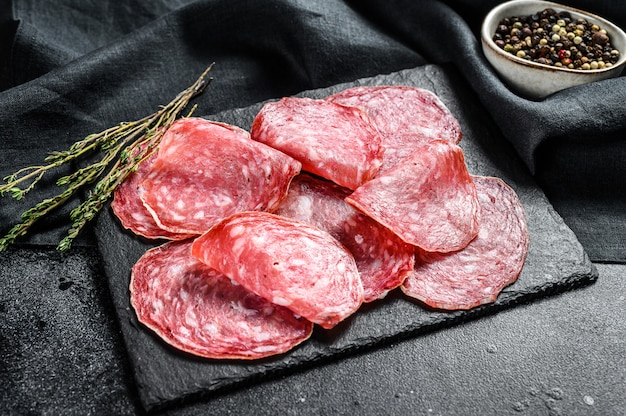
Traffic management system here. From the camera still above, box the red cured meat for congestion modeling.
[250,97,384,190]
[402,176,529,310]
[273,174,414,302]
[345,140,480,253]
[111,144,193,240]
[191,211,364,329]
[326,86,462,174]
[130,240,313,359]
[139,118,301,235]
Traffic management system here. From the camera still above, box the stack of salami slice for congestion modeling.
[112,86,529,360]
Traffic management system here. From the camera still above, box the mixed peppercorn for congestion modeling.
[492,8,620,70]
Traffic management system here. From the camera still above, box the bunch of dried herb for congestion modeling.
[0,63,214,251]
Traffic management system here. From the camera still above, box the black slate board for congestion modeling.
[95,64,598,412]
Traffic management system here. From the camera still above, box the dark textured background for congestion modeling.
[1,0,625,414]
[2,251,623,415]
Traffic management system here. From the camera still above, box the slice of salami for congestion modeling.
[402,176,529,310]
[139,117,301,235]
[273,174,414,302]
[250,97,384,190]
[346,139,480,253]
[130,240,313,360]
[191,211,364,329]
[110,144,193,240]
[326,86,462,173]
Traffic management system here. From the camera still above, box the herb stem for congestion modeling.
[0,63,214,251]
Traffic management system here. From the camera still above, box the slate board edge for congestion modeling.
[140,261,598,413]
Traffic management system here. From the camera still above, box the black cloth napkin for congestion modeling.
[0,1,624,255]
[348,0,626,262]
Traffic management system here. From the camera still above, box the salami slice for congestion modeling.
[139,117,301,235]
[273,174,414,302]
[130,240,313,359]
[250,97,384,190]
[346,139,480,253]
[110,144,193,240]
[191,211,364,329]
[402,176,529,310]
[326,86,462,173]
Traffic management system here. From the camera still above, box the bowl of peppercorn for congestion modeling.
[481,0,626,99]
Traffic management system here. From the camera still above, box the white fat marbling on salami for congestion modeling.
[130,240,313,360]
[345,139,480,253]
[110,144,193,240]
[250,97,383,190]
[326,86,462,174]
[274,174,414,302]
[401,176,529,310]
[139,118,301,235]
[191,211,364,329]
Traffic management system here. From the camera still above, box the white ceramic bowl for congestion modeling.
[481,0,626,99]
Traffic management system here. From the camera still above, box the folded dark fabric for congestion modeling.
[1,0,624,261]
[349,0,626,261]
[0,0,424,246]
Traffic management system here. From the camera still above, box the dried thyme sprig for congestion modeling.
[0,63,214,251]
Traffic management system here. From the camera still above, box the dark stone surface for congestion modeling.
[169,263,625,416]
[1,248,623,415]
[0,247,139,415]
[93,65,597,411]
